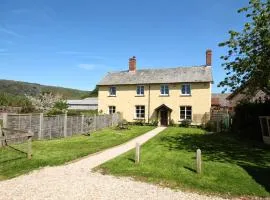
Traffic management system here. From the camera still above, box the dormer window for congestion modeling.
[160,84,169,96]
[136,85,144,96]
[109,86,116,96]
[181,84,191,95]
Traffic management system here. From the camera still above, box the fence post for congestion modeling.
[135,143,140,164]
[196,149,202,174]
[81,115,84,133]
[64,112,67,137]
[94,114,97,131]
[27,131,33,159]
[39,113,44,140]
[3,113,8,128]
[216,120,221,133]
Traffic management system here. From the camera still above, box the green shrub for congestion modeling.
[133,119,145,126]
[149,120,158,126]
[180,119,192,127]
[205,121,216,132]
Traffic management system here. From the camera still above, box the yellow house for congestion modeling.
[98,50,213,126]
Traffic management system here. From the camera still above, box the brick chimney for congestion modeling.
[206,49,212,66]
[129,56,136,72]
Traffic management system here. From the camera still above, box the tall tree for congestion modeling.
[218,0,270,95]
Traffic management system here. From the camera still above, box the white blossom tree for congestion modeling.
[26,93,64,112]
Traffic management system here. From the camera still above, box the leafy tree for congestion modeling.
[53,100,68,110]
[218,0,270,96]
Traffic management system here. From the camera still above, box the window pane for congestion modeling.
[109,87,116,95]
[186,85,191,94]
[137,87,140,94]
[165,86,169,94]
[141,86,144,95]
[160,86,164,94]
[181,86,186,94]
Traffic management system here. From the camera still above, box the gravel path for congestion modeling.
[0,127,228,200]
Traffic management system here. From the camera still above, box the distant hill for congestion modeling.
[0,79,93,99]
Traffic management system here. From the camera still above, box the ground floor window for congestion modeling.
[135,105,145,119]
[109,106,116,114]
[180,106,192,120]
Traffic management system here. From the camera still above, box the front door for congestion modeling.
[160,110,168,126]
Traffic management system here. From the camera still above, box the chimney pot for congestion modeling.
[129,56,136,72]
[206,49,212,66]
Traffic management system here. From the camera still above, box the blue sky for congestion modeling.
[0,0,248,92]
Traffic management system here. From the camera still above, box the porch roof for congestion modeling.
[155,104,172,112]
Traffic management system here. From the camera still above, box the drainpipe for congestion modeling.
[148,84,151,123]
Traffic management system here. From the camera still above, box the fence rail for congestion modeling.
[2,113,121,141]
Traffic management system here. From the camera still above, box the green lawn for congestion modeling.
[98,127,270,197]
[0,125,154,180]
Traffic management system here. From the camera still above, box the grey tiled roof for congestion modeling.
[98,66,213,85]
[67,98,98,105]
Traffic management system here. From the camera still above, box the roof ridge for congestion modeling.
[108,65,207,74]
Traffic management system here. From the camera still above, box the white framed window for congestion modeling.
[135,105,145,119]
[181,84,191,95]
[109,86,116,96]
[136,85,144,96]
[160,84,169,96]
[109,106,116,114]
[180,106,192,120]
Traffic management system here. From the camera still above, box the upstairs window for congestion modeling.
[160,84,169,96]
[135,105,145,119]
[109,86,116,96]
[181,84,191,95]
[109,106,116,114]
[180,106,192,120]
[136,85,144,96]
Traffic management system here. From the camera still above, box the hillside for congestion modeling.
[0,79,92,99]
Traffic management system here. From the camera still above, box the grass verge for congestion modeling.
[98,127,270,197]
[0,125,154,180]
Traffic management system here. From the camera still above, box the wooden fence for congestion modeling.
[2,113,121,141]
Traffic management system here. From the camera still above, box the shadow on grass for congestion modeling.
[0,156,26,164]
[240,164,270,192]
[160,132,270,192]
[184,166,197,173]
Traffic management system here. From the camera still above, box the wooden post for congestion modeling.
[0,125,3,147]
[27,131,33,159]
[39,113,44,140]
[94,114,97,131]
[196,149,202,174]
[3,113,8,128]
[216,120,220,132]
[63,112,67,137]
[135,143,140,164]
[81,115,85,133]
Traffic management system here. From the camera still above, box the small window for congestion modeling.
[135,105,145,119]
[109,86,116,96]
[181,84,191,95]
[180,106,192,120]
[160,84,169,95]
[109,106,116,114]
[136,85,144,96]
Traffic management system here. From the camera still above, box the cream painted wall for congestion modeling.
[98,82,211,125]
